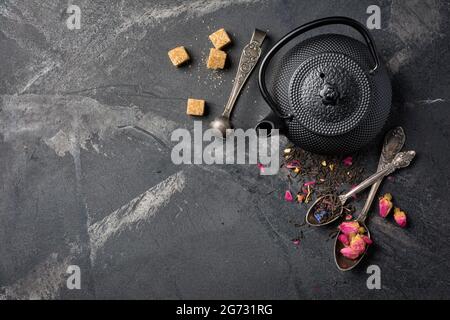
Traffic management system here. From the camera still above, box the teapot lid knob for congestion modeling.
[319,83,341,106]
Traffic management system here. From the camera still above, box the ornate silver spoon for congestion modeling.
[210,29,266,137]
[334,127,406,271]
[306,150,416,227]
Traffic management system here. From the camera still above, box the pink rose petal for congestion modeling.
[286,160,301,169]
[343,156,353,167]
[303,181,316,187]
[340,247,360,260]
[257,163,265,173]
[285,190,294,202]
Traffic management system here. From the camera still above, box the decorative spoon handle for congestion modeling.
[357,127,406,223]
[222,29,266,118]
[340,150,415,204]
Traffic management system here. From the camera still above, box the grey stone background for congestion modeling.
[0,0,449,299]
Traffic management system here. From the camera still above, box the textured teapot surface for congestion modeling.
[289,52,372,136]
[272,34,391,154]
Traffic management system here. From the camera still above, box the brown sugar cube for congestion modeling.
[209,28,232,49]
[206,48,227,70]
[168,46,190,67]
[186,98,205,116]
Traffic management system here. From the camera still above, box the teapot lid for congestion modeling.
[289,52,371,136]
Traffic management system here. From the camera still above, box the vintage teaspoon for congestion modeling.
[334,127,406,271]
[210,29,266,137]
[306,150,416,227]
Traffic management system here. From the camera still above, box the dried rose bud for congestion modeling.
[340,247,360,260]
[350,234,366,254]
[339,234,371,260]
[394,207,407,228]
[378,193,393,218]
[294,167,300,174]
[338,221,360,235]
[361,235,373,245]
[338,234,350,246]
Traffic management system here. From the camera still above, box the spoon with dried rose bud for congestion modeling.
[334,127,406,271]
[306,150,416,227]
[335,220,372,266]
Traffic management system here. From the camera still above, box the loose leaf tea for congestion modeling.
[282,146,365,212]
[311,194,342,224]
[276,146,366,248]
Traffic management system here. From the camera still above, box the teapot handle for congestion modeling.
[258,16,380,121]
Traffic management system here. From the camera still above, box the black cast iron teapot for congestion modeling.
[257,17,391,154]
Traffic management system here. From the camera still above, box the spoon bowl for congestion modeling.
[306,194,343,227]
[209,115,232,138]
[334,220,371,271]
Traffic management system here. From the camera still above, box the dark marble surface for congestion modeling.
[0,0,449,299]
